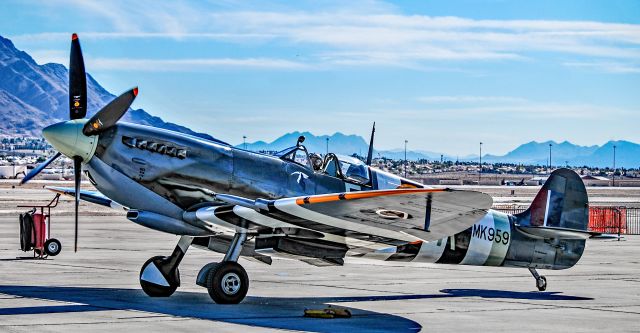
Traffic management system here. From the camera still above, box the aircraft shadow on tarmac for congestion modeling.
[0,285,592,332]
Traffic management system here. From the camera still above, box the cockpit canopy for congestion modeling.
[276,145,370,185]
[276,145,311,169]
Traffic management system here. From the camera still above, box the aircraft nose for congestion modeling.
[43,120,97,161]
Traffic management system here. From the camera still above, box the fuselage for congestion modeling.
[80,122,585,270]
[89,122,418,208]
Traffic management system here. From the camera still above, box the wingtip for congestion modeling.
[133,87,138,96]
[72,33,78,40]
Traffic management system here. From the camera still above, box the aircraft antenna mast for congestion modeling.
[366,122,375,166]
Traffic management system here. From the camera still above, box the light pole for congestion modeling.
[613,145,617,187]
[404,140,408,178]
[326,137,329,155]
[11,144,16,179]
[548,143,552,175]
[479,142,482,184]
[242,135,247,150]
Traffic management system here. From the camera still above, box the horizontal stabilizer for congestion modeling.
[516,225,594,240]
[588,233,624,240]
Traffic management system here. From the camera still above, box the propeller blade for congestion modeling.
[73,156,82,252]
[69,33,87,120]
[20,152,62,185]
[82,87,138,136]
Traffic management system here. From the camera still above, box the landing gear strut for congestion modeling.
[528,267,547,291]
[140,236,193,297]
[197,233,249,304]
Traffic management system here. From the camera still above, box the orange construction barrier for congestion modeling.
[589,207,626,234]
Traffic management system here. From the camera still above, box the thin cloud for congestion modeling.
[9,32,276,43]
[87,57,310,71]
[563,61,640,74]
[54,0,203,34]
[208,12,640,57]
[21,49,309,71]
[12,2,640,70]
[417,96,529,104]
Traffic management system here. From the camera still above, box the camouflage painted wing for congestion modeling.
[201,188,492,243]
[273,188,492,242]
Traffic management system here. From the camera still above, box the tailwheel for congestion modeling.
[536,276,547,291]
[140,256,180,297]
[528,267,547,292]
[205,262,249,304]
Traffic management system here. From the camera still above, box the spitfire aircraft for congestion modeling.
[22,34,592,304]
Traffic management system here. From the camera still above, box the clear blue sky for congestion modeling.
[2,0,639,155]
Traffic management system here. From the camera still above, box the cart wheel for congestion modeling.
[45,238,62,256]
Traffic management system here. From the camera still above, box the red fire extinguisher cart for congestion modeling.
[18,193,62,258]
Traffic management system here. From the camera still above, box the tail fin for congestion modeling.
[516,169,589,239]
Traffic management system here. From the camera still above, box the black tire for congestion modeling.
[139,256,180,297]
[206,262,249,304]
[44,238,62,256]
[537,276,547,291]
[19,214,26,251]
[20,213,34,251]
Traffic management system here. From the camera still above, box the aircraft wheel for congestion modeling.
[44,238,62,256]
[536,276,547,291]
[139,256,180,297]
[206,262,249,304]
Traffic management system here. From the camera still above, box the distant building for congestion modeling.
[580,175,611,187]
[0,165,26,179]
[526,176,548,186]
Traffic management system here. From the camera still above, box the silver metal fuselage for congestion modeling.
[80,122,585,270]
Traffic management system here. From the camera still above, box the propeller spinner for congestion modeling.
[21,33,138,252]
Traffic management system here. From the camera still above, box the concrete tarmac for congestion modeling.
[0,215,639,332]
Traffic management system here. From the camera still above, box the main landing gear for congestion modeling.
[528,267,547,291]
[139,233,250,304]
[196,233,249,304]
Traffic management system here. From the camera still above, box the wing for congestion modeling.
[46,186,127,210]
[190,188,492,243]
[278,188,492,242]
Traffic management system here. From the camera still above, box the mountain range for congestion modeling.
[241,131,369,155]
[481,140,638,168]
[240,133,639,168]
[0,35,214,140]
[1,34,637,168]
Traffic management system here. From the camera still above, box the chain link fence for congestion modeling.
[492,205,640,235]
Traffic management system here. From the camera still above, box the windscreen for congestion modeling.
[336,155,370,184]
